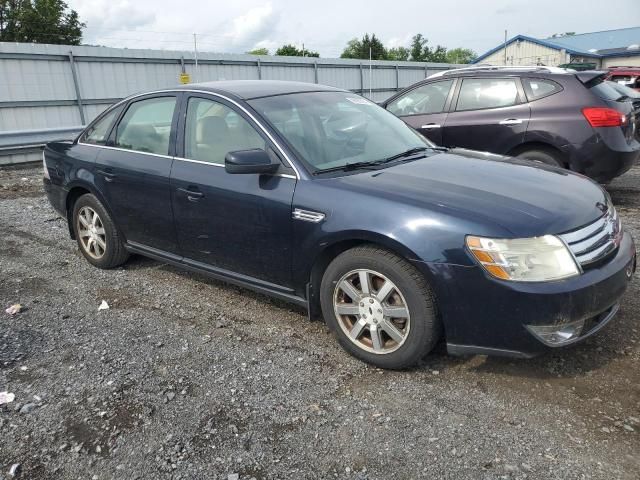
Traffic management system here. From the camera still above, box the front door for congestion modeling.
[442,76,531,154]
[94,94,180,253]
[386,79,456,145]
[170,94,296,287]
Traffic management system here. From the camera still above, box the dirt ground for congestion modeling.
[0,162,638,480]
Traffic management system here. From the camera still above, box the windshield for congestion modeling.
[248,91,432,173]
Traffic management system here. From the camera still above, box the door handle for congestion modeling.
[96,169,116,182]
[177,187,204,202]
[420,123,441,130]
[498,118,523,125]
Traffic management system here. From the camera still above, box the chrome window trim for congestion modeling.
[78,88,301,180]
[77,142,174,159]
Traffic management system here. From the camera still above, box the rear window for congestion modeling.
[523,78,562,100]
[589,79,626,101]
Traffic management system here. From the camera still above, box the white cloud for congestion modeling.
[226,3,280,50]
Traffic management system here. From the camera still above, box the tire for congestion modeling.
[320,245,440,369]
[516,148,564,168]
[72,193,129,269]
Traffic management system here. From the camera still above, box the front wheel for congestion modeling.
[320,246,440,369]
[516,148,564,168]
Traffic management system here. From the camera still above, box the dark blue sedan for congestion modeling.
[43,80,637,369]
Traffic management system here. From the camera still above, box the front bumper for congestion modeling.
[418,230,636,358]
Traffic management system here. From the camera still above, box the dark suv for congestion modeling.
[383,66,640,183]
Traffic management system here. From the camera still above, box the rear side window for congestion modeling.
[456,78,519,111]
[115,97,177,155]
[523,78,562,100]
[81,105,123,145]
[387,80,454,115]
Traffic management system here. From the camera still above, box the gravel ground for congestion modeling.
[1,163,638,480]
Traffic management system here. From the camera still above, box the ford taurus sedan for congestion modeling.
[43,80,637,369]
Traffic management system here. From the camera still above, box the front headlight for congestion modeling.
[466,235,580,282]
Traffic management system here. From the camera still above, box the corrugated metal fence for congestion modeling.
[0,42,460,164]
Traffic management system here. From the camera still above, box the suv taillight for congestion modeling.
[582,107,627,127]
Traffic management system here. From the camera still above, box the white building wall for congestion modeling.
[603,56,640,67]
[480,40,568,66]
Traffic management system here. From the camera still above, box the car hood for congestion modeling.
[330,149,608,237]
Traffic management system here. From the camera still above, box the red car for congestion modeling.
[606,67,640,91]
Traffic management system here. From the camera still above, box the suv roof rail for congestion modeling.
[428,65,576,79]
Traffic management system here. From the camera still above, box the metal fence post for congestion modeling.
[314,61,318,83]
[395,65,399,92]
[359,63,364,94]
[424,63,428,78]
[67,51,86,125]
[257,58,262,80]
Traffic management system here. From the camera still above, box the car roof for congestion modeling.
[174,80,346,100]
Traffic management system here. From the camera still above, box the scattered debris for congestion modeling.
[5,304,22,316]
[8,463,21,477]
[19,403,36,414]
[0,391,16,405]
[98,300,110,311]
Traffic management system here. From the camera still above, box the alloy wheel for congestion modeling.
[76,206,107,259]
[333,269,411,354]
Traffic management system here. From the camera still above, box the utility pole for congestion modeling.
[504,30,508,65]
[193,33,199,81]
[369,47,372,99]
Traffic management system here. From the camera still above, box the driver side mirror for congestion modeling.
[225,149,279,175]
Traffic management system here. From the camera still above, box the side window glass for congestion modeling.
[387,80,453,116]
[184,97,266,165]
[524,78,561,100]
[456,78,519,111]
[114,97,177,155]
[81,105,123,145]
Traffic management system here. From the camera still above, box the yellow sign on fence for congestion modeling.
[179,72,191,84]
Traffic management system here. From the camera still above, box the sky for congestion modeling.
[68,0,640,58]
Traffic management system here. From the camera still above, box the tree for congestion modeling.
[0,0,84,44]
[551,32,575,38]
[246,47,269,55]
[275,43,319,57]
[387,46,409,61]
[445,48,477,64]
[340,33,387,60]
[409,33,429,61]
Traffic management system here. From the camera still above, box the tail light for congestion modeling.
[582,107,627,127]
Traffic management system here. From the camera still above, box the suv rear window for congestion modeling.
[589,79,626,101]
[523,78,561,100]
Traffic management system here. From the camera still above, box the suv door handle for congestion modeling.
[96,169,116,182]
[177,187,204,202]
[499,118,523,125]
[420,123,441,129]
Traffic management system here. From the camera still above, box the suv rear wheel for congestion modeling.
[515,148,564,168]
[72,193,129,269]
[320,245,440,369]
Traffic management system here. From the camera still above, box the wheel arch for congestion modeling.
[64,181,115,239]
[507,142,569,167]
[305,232,435,320]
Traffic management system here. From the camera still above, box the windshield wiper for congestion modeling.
[380,146,430,163]
[313,146,442,175]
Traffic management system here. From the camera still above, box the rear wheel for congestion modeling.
[516,148,564,168]
[320,246,440,369]
[72,193,129,269]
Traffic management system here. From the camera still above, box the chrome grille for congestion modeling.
[559,207,622,268]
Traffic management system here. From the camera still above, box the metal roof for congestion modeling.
[474,27,640,63]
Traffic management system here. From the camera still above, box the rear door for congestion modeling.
[385,79,456,145]
[94,93,180,253]
[442,76,531,154]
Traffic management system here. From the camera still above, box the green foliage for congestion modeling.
[0,0,84,44]
[340,33,387,60]
[408,34,448,62]
[275,43,319,57]
[445,47,477,64]
[387,46,409,61]
[246,47,269,55]
[551,32,575,38]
